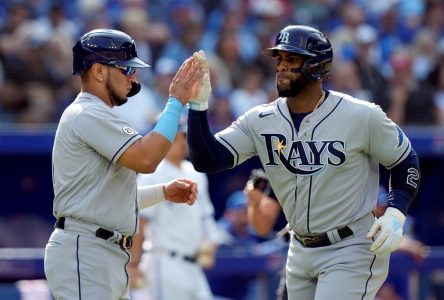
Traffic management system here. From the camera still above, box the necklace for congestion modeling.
[313,90,326,111]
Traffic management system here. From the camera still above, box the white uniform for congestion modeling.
[214,90,411,299]
[131,159,220,300]
[45,92,142,300]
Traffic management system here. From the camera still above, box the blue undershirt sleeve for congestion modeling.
[187,110,234,173]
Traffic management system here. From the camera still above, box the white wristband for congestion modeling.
[138,184,166,209]
[188,101,208,111]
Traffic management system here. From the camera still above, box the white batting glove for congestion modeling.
[188,50,211,111]
[366,207,406,256]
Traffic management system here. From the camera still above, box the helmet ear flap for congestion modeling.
[127,81,141,97]
[301,57,333,81]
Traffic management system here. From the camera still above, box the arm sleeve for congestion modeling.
[187,110,234,173]
[388,148,421,215]
[137,184,166,209]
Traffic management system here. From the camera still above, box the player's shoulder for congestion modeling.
[329,90,380,113]
[243,99,283,120]
[330,90,376,108]
[63,92,109,119]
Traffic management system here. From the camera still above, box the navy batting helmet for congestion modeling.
[262,25,333,81]
[72,29,150,76]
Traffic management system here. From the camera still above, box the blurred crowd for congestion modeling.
[1,0,444,130]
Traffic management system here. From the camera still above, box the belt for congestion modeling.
[292,226,353,248]
[169,251,197,264]
[55,217,133,250]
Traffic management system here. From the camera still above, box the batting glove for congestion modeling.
[188,50,211,111]
[366,207,406,256]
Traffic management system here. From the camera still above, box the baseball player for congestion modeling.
[44,29,204,300]
[187,26,421,299]
[129,124,220,300]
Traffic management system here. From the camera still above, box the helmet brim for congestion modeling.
[262,45,315,57]
[112,57,151,68]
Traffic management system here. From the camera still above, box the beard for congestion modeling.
[277,75,311,97]
[106,78,128,107]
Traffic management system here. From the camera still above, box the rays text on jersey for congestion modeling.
[261,133,346,175]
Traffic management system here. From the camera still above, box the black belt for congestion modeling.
[169,251,197,263]
[55,217,133,250]
[293,226,353,248]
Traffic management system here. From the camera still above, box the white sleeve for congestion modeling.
[137,184,166,209]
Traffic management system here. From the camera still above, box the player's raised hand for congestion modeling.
[169,56,203,106]
[366,207,406,255]
[163,178,198,205]
[189,50,212,111]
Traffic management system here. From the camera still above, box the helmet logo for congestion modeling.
[278,31,290,45]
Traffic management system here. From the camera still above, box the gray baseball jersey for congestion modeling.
[52,92,142,236]
[215,90,411,235]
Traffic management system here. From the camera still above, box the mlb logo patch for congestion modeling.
[122,126,135,135]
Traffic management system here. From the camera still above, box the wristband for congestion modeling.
[188,101,208,111]
[152,97,183,142]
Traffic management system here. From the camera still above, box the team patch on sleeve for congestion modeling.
[394,126,404,150]
[122,126,135,135]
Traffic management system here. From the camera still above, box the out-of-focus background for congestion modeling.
[1,0,444,299]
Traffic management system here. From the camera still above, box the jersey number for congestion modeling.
[406,168,419,188]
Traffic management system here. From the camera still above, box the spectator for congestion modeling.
[217,191,260,247]
[329,1,367,60]
[428,53,444,124]
[386,47,439,125]
[211,191,262,300]
[352,24,390,109]
[330,60,371,101]
[228,65,268,118]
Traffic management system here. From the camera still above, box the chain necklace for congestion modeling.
[313,90,326,112]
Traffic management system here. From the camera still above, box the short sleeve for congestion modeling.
[75,106,142,163]
[368,106,411,168]
[215,114,256,167]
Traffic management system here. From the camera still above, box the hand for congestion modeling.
[399,236,430,263]
[169,56,203,105]
[244,182,262,208]
[366,207,406,255]
[189,50,212,111]
[197,241,217,269]
[163,178,198,205]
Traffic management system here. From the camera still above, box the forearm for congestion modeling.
[129,219,146,266]
[187,110,234,173]
[247,196,281,236]
[388,149,420,214]
[248,204,275,236]
[137,184,166,209]
[118,98,183,173]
